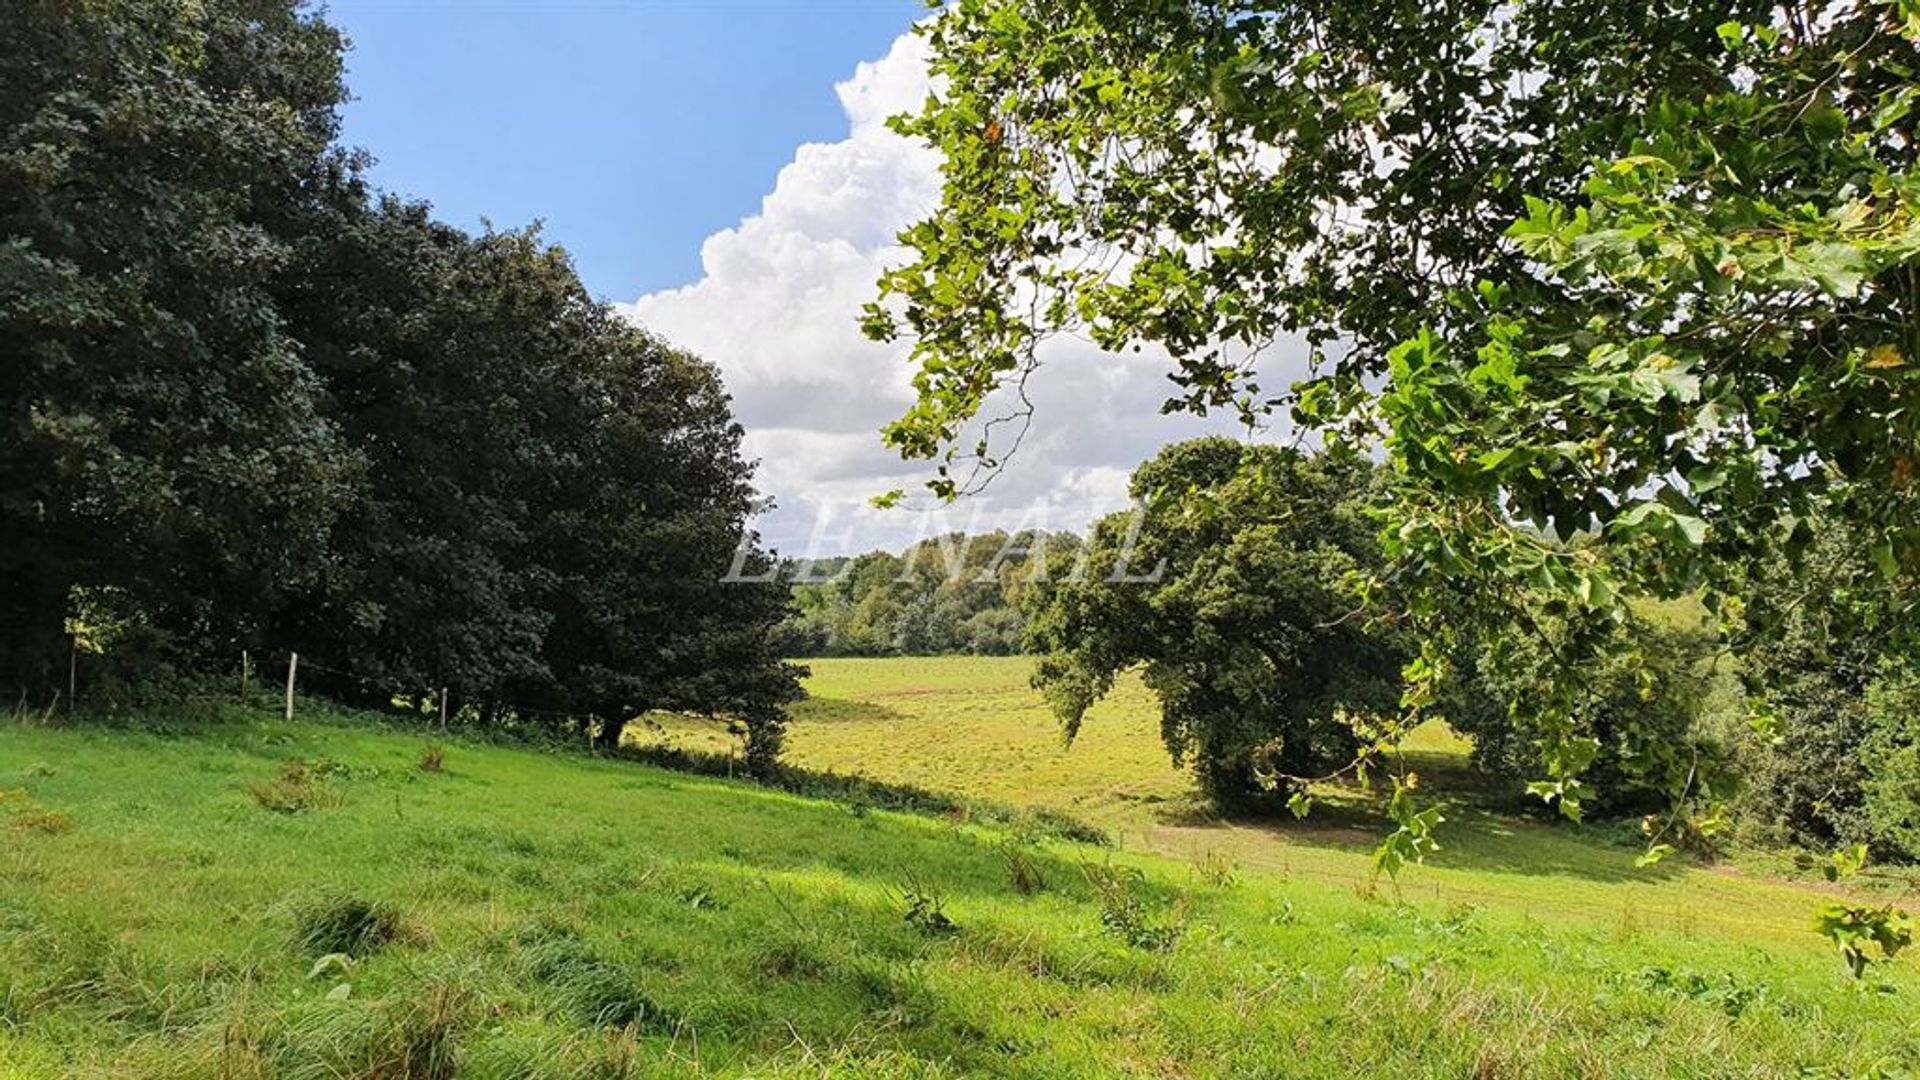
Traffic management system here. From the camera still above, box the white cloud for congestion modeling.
[622,31,1304,556]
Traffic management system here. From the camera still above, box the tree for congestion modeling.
[269,202,562,710]
[274,197,804,758]
[869,0,1920,822]
[2,0,803,763]
[1,0,357,691]
[1027,439,1409,808]
[526,315,804,758]
[777,532,1067,656]
[1737,523,1920,857]
[865,0,1766,493]
[1440,605,1737,823]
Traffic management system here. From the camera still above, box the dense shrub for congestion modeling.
[1863,670,1920,857]
[1734,530,1920,859]
[1442,608,1740,819]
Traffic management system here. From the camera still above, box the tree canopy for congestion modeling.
[1027,438,1409,808]
[777,531,1074,657]
[2,0,800,762]
[868,0,1920,824]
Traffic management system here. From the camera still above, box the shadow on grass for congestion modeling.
[1146,766,1684,886]
[614,742,1110,847]
[786,695,909,726]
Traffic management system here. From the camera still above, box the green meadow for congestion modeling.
[1,658,1913,1078]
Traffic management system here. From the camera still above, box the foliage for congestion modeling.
[1441,607,1739,822]
[1862,667,1920,855]
[1802,836,1912,981]
[1814,902,1913,981]
[1,0,801,757]
[867,0,1767,492]
[1737,527,1920,858]
[778,532,1074,657]
[1375,6,1920,820]
[1,0,356,688]
[1374,775,1445,883]
[869,0,1920,824]
[1027,439,1410,807]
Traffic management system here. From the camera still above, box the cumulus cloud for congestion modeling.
[622,31,1304,556]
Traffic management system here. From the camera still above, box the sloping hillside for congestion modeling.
[2,700,1914,1078]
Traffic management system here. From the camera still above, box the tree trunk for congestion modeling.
[594,715,627,751]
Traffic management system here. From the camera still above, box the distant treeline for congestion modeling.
[774,532,1082,657]
[2,1,797,765]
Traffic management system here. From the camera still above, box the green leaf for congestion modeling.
[1672,512,1708,547]
[1872,542,1898,580]
[1636,844,1676,868]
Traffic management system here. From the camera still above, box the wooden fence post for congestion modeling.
[67,637,76,714]
[284,652,298,723]
[240,649,250,696]
[439,688,448,732]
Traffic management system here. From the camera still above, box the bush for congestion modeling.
[247,760,342,814]
[1734,529,1920,859]
[1443,609,1739,820]
[1862,668,1920,858]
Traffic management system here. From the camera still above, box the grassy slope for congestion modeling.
[647,657,1899,953]
[1,692,1913,1078]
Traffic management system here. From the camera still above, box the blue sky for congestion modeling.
[328,0,926,301]
[324,1,1283,555]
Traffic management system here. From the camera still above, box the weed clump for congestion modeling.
[517,925,672,1031]
[2,789,72,836]
[247,759,341,813]
[360,983,467,1079]
[999,836,1046,895]
[292,890,407,957]
[418,743,445,773]
[900,876,957,936]
[1632,967,1775,1019]
[1194,850,1238,889]
[1083,863,1182,951]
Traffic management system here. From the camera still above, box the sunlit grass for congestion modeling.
[644,657,1913,952]
[2,676,1916,1077]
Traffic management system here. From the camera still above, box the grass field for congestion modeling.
[2,663,1916,1077]
[644,657,1905,952]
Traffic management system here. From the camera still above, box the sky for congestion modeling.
[329,1,1293,556]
